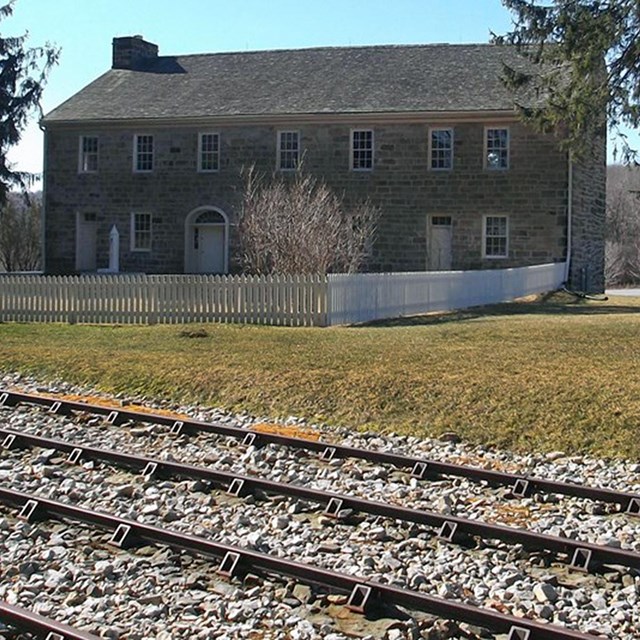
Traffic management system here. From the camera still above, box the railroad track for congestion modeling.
[1,427,639,574]
[1,388,637,638]
[0,600,100,640]
[0,487,598,640]
[2,389,639,515]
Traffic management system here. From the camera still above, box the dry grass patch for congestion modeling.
[1,291,639,458]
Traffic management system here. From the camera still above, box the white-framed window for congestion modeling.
[351,129,374,171]
[429,128,453,170]
[484,127,509,170]
[133,134,154,172]
[130,212,152,251]
[198,132,220,172]
[78,136,99,173]
[277,130,300,171]
[483,215,509,258]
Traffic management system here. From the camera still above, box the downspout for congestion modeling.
[39,121,48,274]
[564,150,573,284]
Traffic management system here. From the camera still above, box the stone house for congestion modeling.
[41,36,605,290]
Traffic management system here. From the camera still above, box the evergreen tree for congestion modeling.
[496,0,640,162]
[0,0,58,203]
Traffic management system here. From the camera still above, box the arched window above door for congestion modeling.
[194,210,225,225]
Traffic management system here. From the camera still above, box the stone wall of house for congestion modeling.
[44,119,576,275]
[569,136,606,293]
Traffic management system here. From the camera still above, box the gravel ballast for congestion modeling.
[0,372,639,640]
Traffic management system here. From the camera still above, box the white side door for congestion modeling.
[427,216,452,270]
[76,212,97,271]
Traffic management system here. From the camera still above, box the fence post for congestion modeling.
[0,277,5,323]
[315,274,327,327]
[149,278,158,325]
[67,276,76,324]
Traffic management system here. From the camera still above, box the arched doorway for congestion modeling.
[184,207,229,273]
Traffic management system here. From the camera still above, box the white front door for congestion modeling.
[76,212,97,271]
[196,225,224,273]
[427,216,452,270]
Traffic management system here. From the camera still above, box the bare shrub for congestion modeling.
[238,166,379,275]
[0,194,41,271]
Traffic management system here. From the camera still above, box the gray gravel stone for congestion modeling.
[1,372,640,638]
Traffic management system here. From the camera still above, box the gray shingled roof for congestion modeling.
[43,43,539,123]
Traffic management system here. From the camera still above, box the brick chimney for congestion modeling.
[112,35,158,70]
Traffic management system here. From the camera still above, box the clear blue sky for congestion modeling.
[4,0,634,177]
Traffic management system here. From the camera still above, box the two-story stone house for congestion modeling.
[41,36,605,290]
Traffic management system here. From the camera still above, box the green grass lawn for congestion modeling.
[1,291,640,459]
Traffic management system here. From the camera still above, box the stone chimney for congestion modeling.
[112,35,158,70]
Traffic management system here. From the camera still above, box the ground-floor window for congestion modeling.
[483,215,508,258]
[131,212,152,251]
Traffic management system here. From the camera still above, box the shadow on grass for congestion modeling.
[354,291,640,328]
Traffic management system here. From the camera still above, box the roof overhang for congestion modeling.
[41,109,521,130]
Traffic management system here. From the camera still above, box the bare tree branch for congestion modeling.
[0,193,41,271]
[605,165,640,284]
[237,165,379,275]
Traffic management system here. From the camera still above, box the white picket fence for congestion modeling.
[0,263,566,327]
[326,262,567,325]
[0,274,327,327]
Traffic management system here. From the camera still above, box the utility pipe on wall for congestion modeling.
[564,151,573,284]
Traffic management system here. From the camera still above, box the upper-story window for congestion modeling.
[485,127,509,170]
[130,212,152,251]
[429,128,453,170]
[351,129,374,171]
[483,215,509,258]
[278,131,300,171]
[198,132,220,172]
[79,136,98,173]
[134,134,154,172]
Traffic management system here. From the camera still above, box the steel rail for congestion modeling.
[0,487,598,640]
[2,389,639,515]
[2,427,639,572]
[0,600,99,640]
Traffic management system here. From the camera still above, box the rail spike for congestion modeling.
[18,499,41,523]
[511,478,531,499]
[508,627,531,640]
[227,478,247,497]
[570,547,593,573]
[48,401,63,415]
[109,523,140,549]
[323,497,344,519]
[1,433,17,449]
[347,584,374,614]
[217,551,242,578]
[67,448,83,464]
[627,497,640,516]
